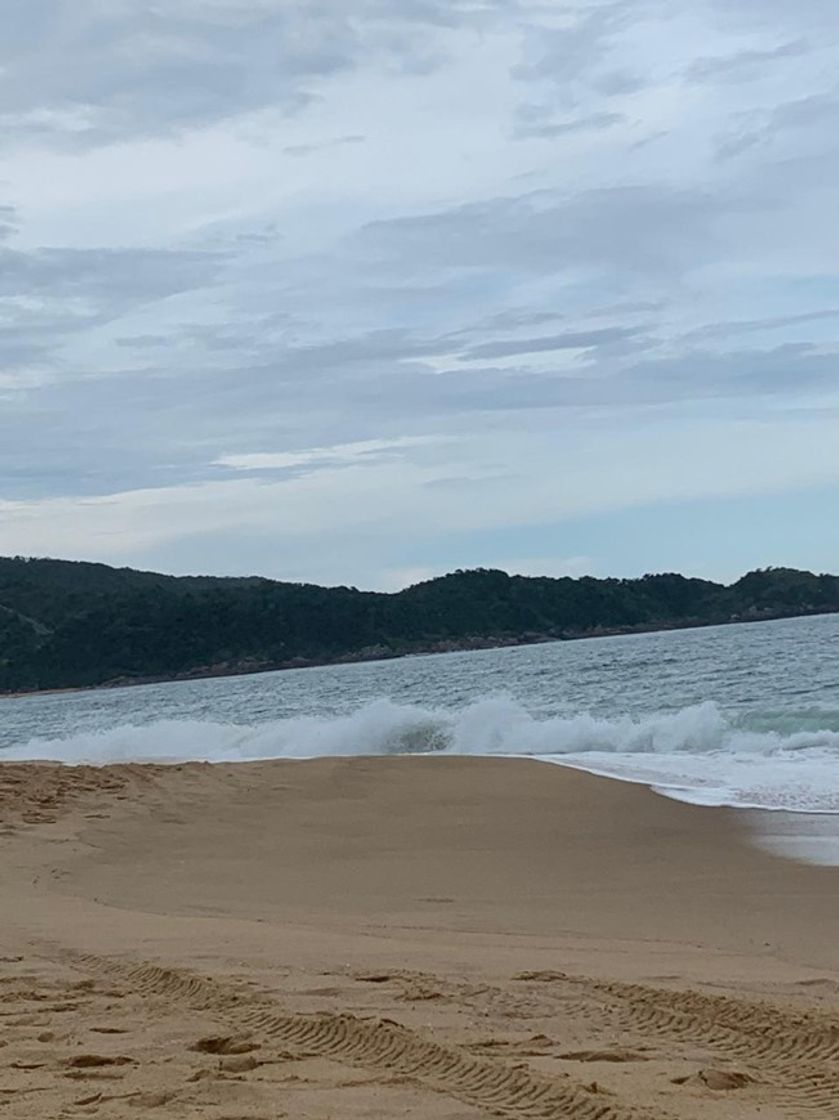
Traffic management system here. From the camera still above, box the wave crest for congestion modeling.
[6,697,839,763]
[5,697,839,813]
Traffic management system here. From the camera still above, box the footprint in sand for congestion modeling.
[128,1090,178,1108]
[469,1034,555,1057]
[559,1048,650,1063]
[191,1035,260,1055]
[65,1070,128,1082]
[66,1054,134,1069]
[672,1068,755,1090]
[218,1055,261,1073]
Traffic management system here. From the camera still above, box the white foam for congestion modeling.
[538,751,839,813]
[5,696,839,814]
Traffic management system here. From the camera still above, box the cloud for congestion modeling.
[685,39,809,83]
[0,243,229,388]
[0,245,227,302]
[215,436,444,473]
[283,134,366,157]
[514,109,626,140]
[682,308,839,341]
[462,326,644,360]
[357,184,742,281]
[0,2,340,145]
[716,91,839,160]
[0,206,18,241]
[706,0,838,29]
[0,1,516,148]
[512,3,633,86]
[115,334,172,349]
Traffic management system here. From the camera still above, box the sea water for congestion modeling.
[2,613,839,826]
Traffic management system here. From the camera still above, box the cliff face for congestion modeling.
[1,558,837,694]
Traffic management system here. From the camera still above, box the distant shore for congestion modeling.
[2,603,836,699]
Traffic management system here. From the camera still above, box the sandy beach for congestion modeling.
[2,756,839,1119]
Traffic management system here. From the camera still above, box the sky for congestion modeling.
[1,0,839,590]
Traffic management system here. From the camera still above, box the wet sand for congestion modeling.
[2,755,839,1119]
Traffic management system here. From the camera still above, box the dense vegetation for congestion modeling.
[1,556,837,694]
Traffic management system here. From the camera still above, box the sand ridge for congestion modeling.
[3,755,839,1118]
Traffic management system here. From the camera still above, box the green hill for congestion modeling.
[1,557,837,694]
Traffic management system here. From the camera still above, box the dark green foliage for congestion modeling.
[0,558,837,693]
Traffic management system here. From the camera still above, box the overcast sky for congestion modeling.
[2,0,838,589]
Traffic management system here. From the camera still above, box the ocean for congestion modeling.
[2,611,839,821]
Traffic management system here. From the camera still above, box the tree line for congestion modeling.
[1,556,837,693]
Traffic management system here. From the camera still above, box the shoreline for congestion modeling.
[2,603,836,699]
[6,742,839,832]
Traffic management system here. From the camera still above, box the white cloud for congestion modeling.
[215,436,445,472]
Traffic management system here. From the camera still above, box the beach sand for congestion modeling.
[2,756,839,1119]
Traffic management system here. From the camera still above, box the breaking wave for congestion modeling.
[5,697,839,813]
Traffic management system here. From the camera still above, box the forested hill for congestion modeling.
[1,556,837,694]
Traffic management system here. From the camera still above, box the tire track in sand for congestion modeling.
[515,971,839,1119]
[57,951,667,1120]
